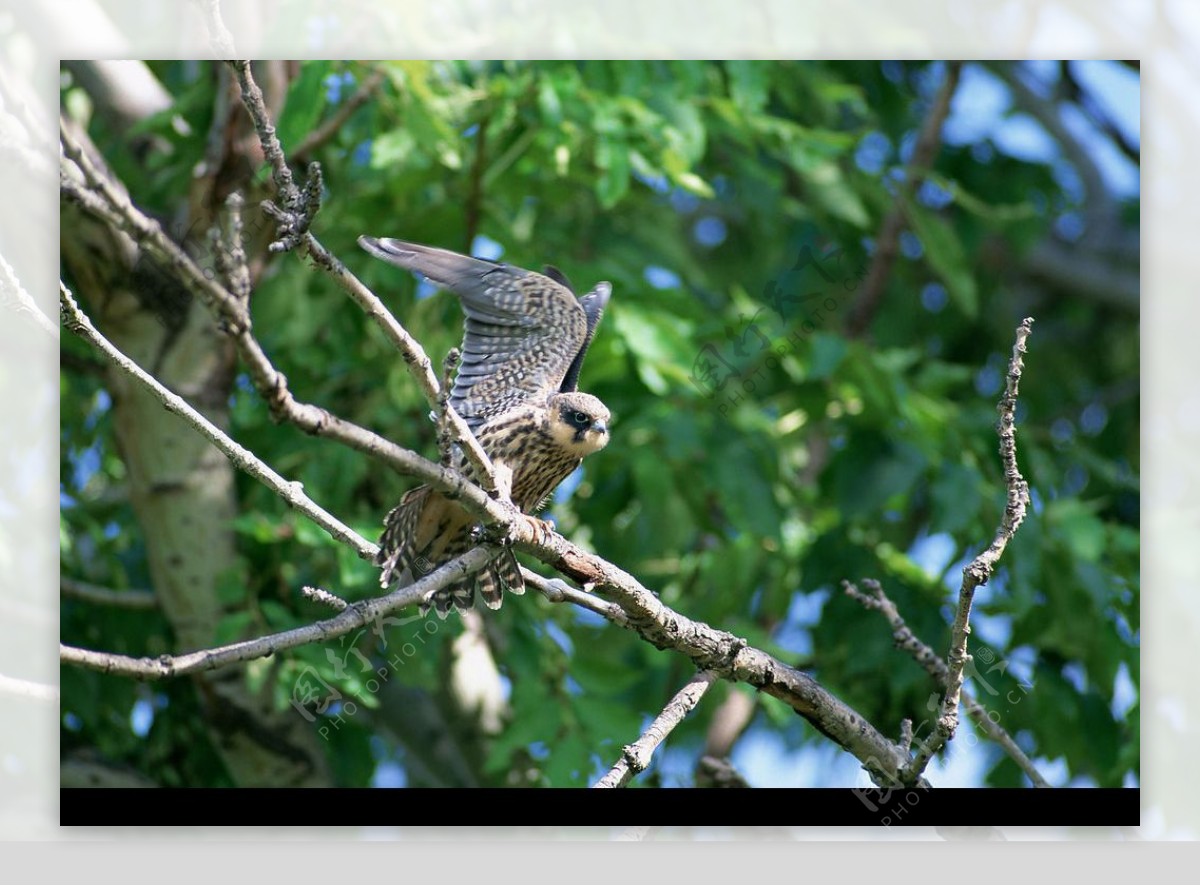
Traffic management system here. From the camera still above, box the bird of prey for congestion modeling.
[359,236,612,617]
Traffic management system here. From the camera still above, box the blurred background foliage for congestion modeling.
[60,59,1139,788]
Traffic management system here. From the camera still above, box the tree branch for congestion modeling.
[901,317,1034,783]
[844,579,1049,788]
[60,282,373,557]
[1023,238,1138,312]
[846,61,962,337]
[61,577,157,610]
[61,546,495,680]
[989,62,1118,244]
[293,68,386,164]
[225,60,500,494]
[594,670,718,788]
[522,570,630,627]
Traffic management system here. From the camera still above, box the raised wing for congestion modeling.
[359,237,589,429]
[560,282,610,393]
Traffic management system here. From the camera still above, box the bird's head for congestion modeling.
[547,392,611,456]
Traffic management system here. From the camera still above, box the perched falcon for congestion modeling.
[358,236,612,617]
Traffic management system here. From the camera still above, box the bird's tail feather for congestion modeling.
[377,487,525,618]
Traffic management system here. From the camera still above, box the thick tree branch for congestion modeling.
[61,546,494,680]
[60,61,172,134]
[594,670,718,788]
[844,579,1049,788]
[61,577,157,610]
[846,61,962,337]
[901,317,1034,784]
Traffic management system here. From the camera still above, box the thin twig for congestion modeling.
[60,282,373,557]
[593,670,718,788]
[846,62,962,337]
[62,546,494,680]
[302,585,349,612]
[293,68,386,163]
[61,577,157,610]
[901,317,1034,784]
[437,348,462,466]
[844,579,1049,788]
[227,61,295,197]
[523,570,630,627]
[212,192,251,302]
[225,60,499,493]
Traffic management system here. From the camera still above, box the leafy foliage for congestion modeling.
[60,60,1139,788]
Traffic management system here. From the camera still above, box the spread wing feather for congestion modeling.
[359,237,592,429]
[560,282,610,393]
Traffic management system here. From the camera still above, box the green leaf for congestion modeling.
[277,61,333,151]
[1046,499,1106,562]
[370,128,419,169]
[808,332,848,379]
[538,78,563,123]
[673,170,715,199]
[903,200,979,317]
[726,61,770,114]
[805,162,870,227]
[595,138,631,208]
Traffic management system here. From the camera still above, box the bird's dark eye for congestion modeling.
[573,411,590,426]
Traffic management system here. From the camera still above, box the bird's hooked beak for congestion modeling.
[592,419,608,436]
